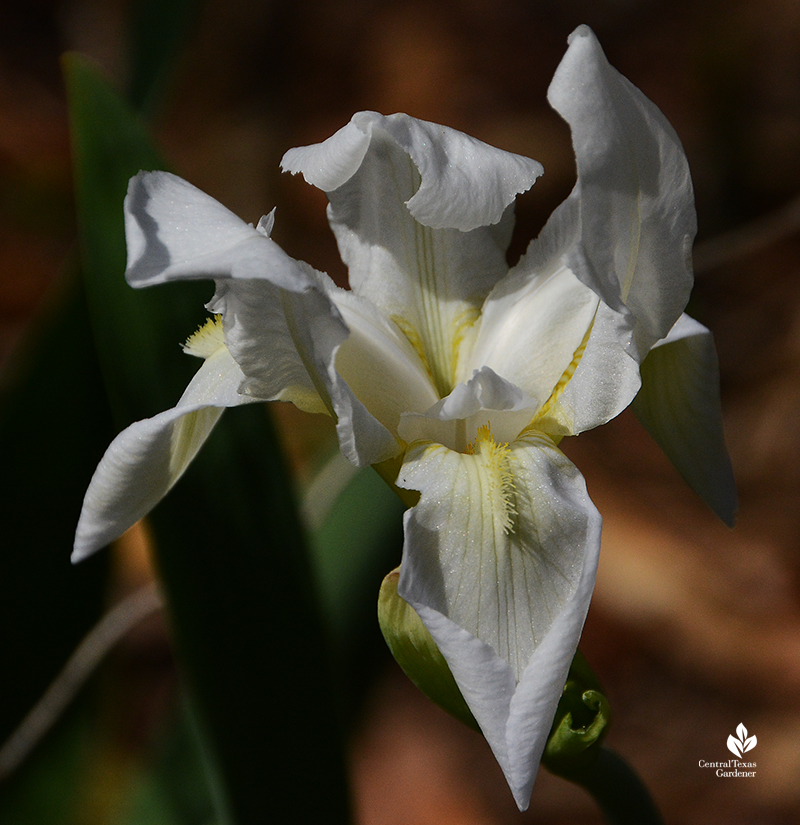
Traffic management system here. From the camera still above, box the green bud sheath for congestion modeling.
[378,568,479,732]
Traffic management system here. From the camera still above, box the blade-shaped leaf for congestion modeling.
[118,697,227,825]
[0,695,97,825]
[0,274,110,748]
[126,0,202,116]
[65,55,351,824]
[307,452,406,647]
[65,52,208,425]
[0,0,199,783]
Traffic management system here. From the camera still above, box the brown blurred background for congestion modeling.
[2,0,800,822]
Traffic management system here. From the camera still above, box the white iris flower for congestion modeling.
[73,26,735,809]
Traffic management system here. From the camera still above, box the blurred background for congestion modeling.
[1,0,800,823]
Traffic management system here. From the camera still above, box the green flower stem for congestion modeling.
[559,747,665,825]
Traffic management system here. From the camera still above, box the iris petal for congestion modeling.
[397,432,602,808]
[73,347,256,561]
[283,112,542,398]
[125,172,311,292]
[548,26,696,357]
[469,263,599,407]
[633,314,737,525]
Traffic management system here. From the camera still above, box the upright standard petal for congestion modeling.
[330,286,440,434]
[507,182,639,436]
[73,344,256,561]
[283,112,543,397]
[468,260,599,408]
[548,26,696,357]
[632,314,737,525]
[397,432,602,809]
[533,300,643,437]
[282,112,543,231]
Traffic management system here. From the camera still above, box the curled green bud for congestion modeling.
[377,568,478,731]
[542,650,611,776]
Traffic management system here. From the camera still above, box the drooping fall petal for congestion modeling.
[396,431,602,808]
[73,345,256,561]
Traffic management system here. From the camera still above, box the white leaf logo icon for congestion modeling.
[727,724,757,757]
[727,734,743,757]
